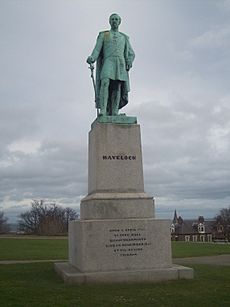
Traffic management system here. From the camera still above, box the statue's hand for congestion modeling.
[87,56,95,64]
[126,61,132,71]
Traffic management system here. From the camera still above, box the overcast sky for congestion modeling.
[1,0,230,222]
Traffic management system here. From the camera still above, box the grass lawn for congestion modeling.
[0,262,229,306]
[0,237,68,260]
[0,238,229,306]
[0,237,229,260]
[172,241,230,258]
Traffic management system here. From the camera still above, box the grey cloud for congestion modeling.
[132,98,230,205]
[0,140,87,203]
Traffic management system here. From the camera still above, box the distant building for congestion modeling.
[170,210,213,242]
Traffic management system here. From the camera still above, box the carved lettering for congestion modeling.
[105,227,151,257]
[102,155,137,160]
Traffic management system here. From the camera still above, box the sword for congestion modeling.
[88,63,99,116]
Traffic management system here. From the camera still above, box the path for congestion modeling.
[0,255,229,265]
[0,259,66,264]
[173,254,230,266]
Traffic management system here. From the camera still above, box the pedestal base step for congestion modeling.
[54,262,194,284]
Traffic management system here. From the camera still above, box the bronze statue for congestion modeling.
[87,14,135,117]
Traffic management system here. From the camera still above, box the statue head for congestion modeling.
[109,13,121,30]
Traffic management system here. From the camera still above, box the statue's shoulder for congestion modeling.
[99,30,110,36]
[97,31,110,40]
[119,32,129,40]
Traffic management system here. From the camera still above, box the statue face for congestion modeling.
[109,14,121,30]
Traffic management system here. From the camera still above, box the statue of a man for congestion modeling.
[87,13,135,116]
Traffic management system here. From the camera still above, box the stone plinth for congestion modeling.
[80,192,154,219]
[68,218,171,272]
[55,263,193,284]
[88,123,144,194]
[55,122,194,283]
[85,122,155,220]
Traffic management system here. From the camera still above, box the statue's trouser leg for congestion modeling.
[111,82,121,115]
[99,78,110,115]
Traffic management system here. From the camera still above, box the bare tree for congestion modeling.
[213,206,230,241]
[64,207,79,232]
[19,200,79,235]
[0,211,10,234]
[218,207,230,224]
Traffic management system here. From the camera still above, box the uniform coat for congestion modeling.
[90,30,135,110]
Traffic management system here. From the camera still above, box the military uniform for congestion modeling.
[90,30,135,114]
[91,31,133,81]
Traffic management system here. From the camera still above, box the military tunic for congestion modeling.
[90,30,135,110]
[91,30,135,82]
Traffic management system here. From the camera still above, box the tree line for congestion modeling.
[1,203,230,238]
[0,200,79,235]
[0,211,10,234]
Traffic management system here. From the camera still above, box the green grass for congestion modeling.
[0,238,229,261]
[0,263,229,306]
[0,238,229,306]
[0,238,68,260]
[172,242,230,258]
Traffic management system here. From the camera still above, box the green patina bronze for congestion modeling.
[91,114,137,128]
[87,13,136,122]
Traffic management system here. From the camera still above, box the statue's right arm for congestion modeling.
[87,32,104,64]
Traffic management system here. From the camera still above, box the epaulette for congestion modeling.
[99,30,110,35]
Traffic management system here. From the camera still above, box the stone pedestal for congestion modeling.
[55,121,193,283]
